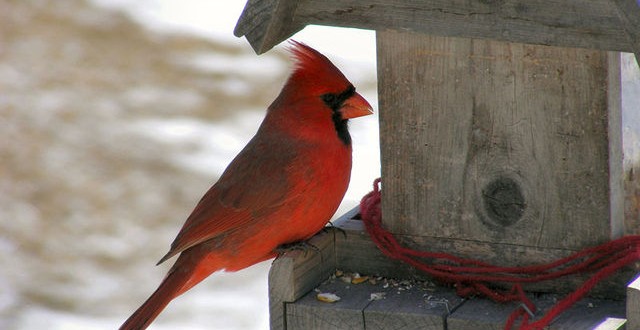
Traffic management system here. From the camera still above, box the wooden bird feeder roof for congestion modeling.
[235,0,639,63]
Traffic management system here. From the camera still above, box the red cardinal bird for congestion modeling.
[120,40,373,330]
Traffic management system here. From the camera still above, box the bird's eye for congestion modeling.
[322,93,337,105]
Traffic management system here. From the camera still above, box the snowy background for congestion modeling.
[0,1,638,329]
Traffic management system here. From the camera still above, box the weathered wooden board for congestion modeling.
[285,275,626,330]
[628,274,640,329]
[285,279,370,330]
[235,0,639,55]
[446,298,527,330]
[234,0,301,55]
[268,229,336,330]
[295,0,632,52]
[550,298,626,329]
[447,294,626,330]
[364,283,463,330]
[334,215,633,298]
[285,271,464,330]
[335,212,423,280]
[377,31,623,252]
[610,0,640,64]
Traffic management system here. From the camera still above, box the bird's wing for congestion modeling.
[157,133,309,264]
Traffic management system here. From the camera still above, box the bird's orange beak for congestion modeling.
[340,92,374,119]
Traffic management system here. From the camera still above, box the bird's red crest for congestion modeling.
[287,40,351,94]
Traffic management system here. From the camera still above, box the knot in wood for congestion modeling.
[482,177,526,226]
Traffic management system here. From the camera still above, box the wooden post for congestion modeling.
[378,31,624,288]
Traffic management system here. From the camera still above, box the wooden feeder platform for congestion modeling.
[270,209,638,329]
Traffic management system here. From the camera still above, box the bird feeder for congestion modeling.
[235,1,640,329]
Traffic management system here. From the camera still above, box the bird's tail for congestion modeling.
[120,247,224,330]
[119,266,190,330]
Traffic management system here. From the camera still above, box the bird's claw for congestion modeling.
[275,241,320,257]
[322,222,347,238]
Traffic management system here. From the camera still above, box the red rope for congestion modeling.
[358,178,640,330]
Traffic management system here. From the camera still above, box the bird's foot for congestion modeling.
[275,241,320,257]
[321,222,347,238]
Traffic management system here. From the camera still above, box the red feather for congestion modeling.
[120,40,372,330]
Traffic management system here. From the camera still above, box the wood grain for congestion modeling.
[377,30,623,252]
[364,284,462,330]
[285,278,370,330]
[609,0,640,65]
[268,229,336,330]
[233,0,302,54]
[285,270,464,330]
[235,0,639,55]
[270,209,630,328]
[550,298,626,329]
[448,294,626,329]
[334,216,634,298]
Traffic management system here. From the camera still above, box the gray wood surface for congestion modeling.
[447,297,529,330]
[610,0,640,65]
[234,0,302,54]
[334,216,633,298]
[296,0,632,52]
[550,298,626,329]
[268,229,336,330]
[235,0,639,56]
[286,278,370,330]
[364,284,462,330]
[448,294,626,330]
[285,272,464,330]
[377,31,623,253]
